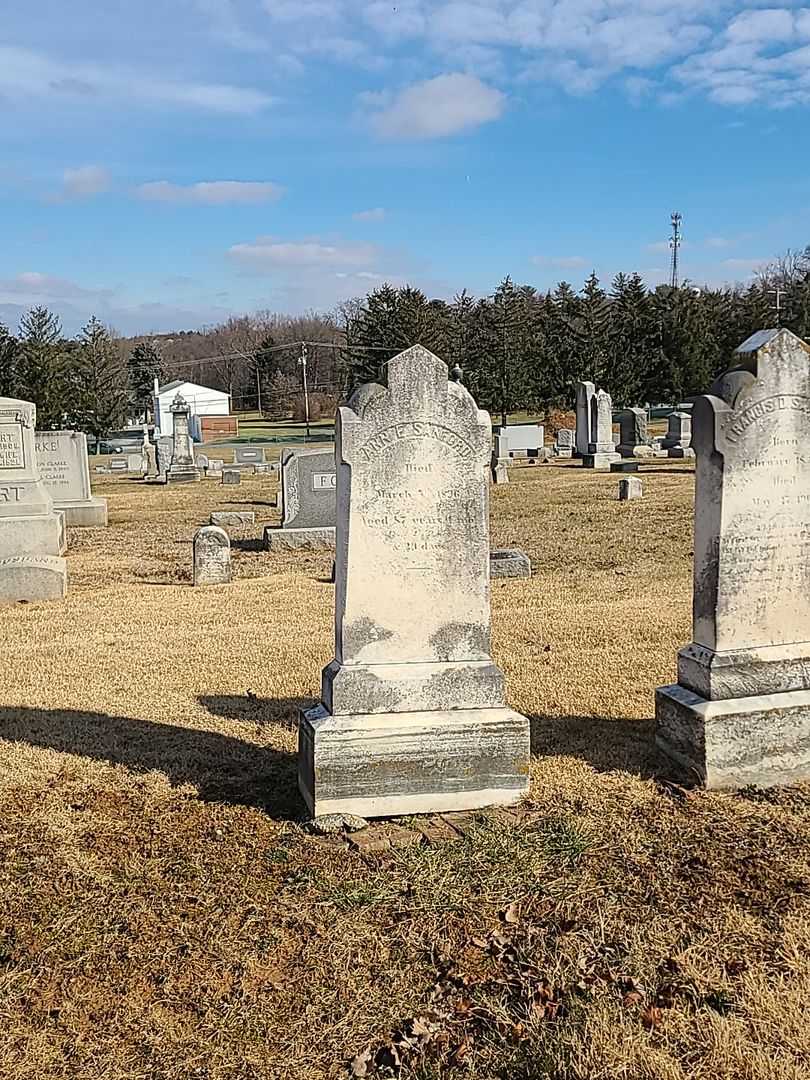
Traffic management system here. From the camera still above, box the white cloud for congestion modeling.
[137,180,285,205]
[726,9,796,45]
[61,164,111,199]
[352,207,386,222]
[0,45,275,114]
[228,238,379,269]
[531,255,587,270]
[365,73,506,138]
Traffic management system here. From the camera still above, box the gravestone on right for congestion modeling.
[656,328,810,788]
[298,344,530,818]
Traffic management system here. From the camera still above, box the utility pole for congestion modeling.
[669,211,683,288]
[300,342,311,440]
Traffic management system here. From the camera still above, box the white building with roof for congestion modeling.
[153,380,231,440]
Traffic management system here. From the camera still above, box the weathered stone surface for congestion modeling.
[662,410,692,450]
[127,452,147,475]
[490,548,531,578]
[166,395,200,484]
[583,389,620,469]
[35,430,107,527]
[193,525,231,586]
[264,525,335,551]
[280,448,336,529]
[234,446,265,465]
[617,407,649,457]
[618,477,642,500]
[156,437,173,480]
[575,381,595,456]
[207,458,225,472]
[555,428,575,457]
[298,344,530,817]
[0,397,68,601]
[210,511,255,527]
[221,470,241,486]
[0,554,67,602]
[656,328,810,788]
[110,458,128,472]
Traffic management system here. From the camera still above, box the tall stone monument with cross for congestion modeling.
[656,328,810,788]
[298,345,530,817]
[166,394,200,484]
[0,396,67,601]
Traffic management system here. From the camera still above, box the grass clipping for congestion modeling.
[0,463,808,1080]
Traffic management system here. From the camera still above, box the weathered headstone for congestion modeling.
[490,548,531,578]
[662,410,694,458]
[555,428,575,457]
[575,381,595,456]
[156,437,173,481]
[210,511,255,527]
[656,328,810,788]
[127,451,147,475]
[490,432,509,484]
[196,453,210,472]
[617,407,652,458]
[193,525,231,586]
[222,469,241,486]
[234,446,265,465]
[264,448,336,551]
[496,424,543,458]
[207,458,225,473]
[110,458,128,472]
[299,344,530,818]
[582,390,620,469]
[0,397,67,601]
[35,430,108,526]
[166,395,200,483]
[618,476,642,500]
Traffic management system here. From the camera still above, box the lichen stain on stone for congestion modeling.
[343,617,394,657]
[429,622,489,662]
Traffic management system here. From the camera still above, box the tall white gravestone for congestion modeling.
[36,430,108,526]
[582,389,620,470]
[656,329,810,788]
[299,345,530,818]
[0,397,67,601]
[575,381,595,457]
[166,395,200,484]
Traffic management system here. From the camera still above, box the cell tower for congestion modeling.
[669,211,683,288]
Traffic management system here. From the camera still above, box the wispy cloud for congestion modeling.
[61,164,111,199]
[363,74,506,138]
[352,207,386,222]
[136,180,285,205]
[228,238,379,269]
[531,255,587,269]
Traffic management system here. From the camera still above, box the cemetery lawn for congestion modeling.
[1,462,808,1080]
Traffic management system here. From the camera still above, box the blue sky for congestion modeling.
[2,0,810,335]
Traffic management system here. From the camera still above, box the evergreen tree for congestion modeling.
[606,273,657,404]
[16,306,66,426]
[348,284,449,389]
[0,321,18,397]
[128,340,164,421]
[73,317,128,438]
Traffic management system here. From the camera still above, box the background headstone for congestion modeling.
[299,344,530,818]
[582,389,620,470]
[193,525,231,586]
[156,437,173,481]
[618,476,642,500]
[266,448,337,550]
[617,407,652,458]
[234,446,265,465]
[221,469,241,486]
[575,381,595,456]
[35,430,107,526]
[656,328,810,788]
[166,395,200,484]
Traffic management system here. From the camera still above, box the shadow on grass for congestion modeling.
[529,713,665,780]
[0,704,303,818]
[231,538,266,553]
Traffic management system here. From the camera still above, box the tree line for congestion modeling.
[1,246,808,436]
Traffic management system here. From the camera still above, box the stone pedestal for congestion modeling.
[264,525,335,551]
[617,407,650,458]
[0,398,67,601]
[298,345,530,818]
[656,329,810,788]
[582,389,620,469]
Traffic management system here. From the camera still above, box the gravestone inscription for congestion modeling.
[193,526,231,586]
[35,430,107,526]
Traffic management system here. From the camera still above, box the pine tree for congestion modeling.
[16,306,66,426]
[128,340,164,421]
[73,317,128,438]
[0,321,18,397]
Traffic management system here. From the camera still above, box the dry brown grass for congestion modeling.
[1,462,808,1080]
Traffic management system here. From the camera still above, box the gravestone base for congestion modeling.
[667,447,695,459]
[554,447,573,458]
[677,641,810,700]
[490,548,531,578]
[264,525,335,551]
[57,497,108,527]
[166,465,200,483]
[582,451,620,470]
[610,460,639,473]
[656,683,810,789]
[0,555,67,603]
[298,703,531,818]
[0,513,65,557]
[618,444,654,459]
[322,658,506,716]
